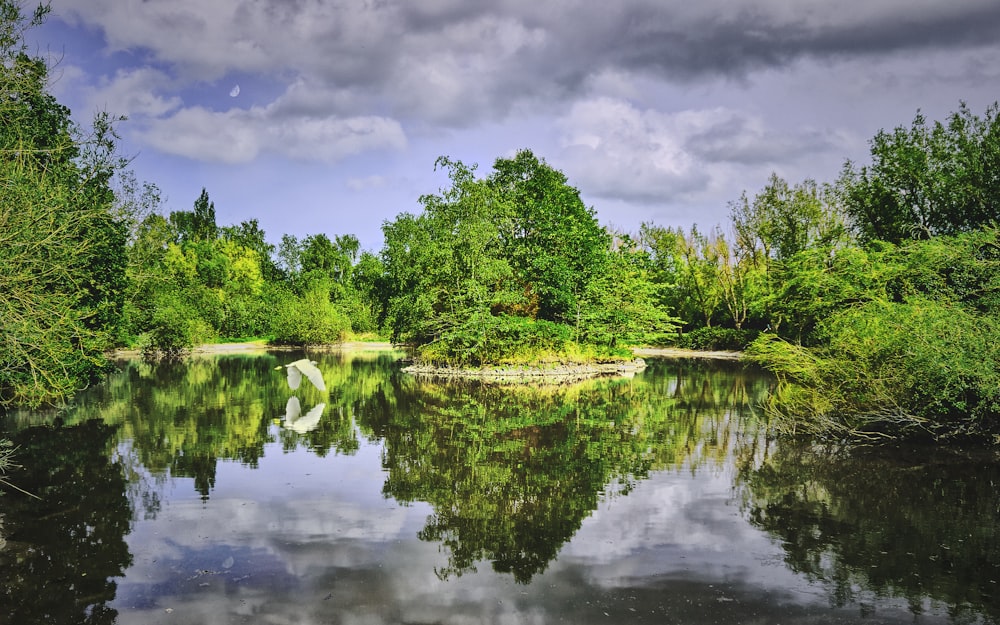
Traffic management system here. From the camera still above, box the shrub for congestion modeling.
[140,298,214,360]
[748,297,1000,441]
[416,313,628,367]
[677,327,760,351]
[270,288,351,346]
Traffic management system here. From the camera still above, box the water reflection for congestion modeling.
[364,360,766,582]
[0,420,133,624]
[738,442,1000,621]
[3,352,1000,623]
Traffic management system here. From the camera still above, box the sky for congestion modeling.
[31,0,1000,252]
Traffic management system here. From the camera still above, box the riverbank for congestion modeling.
[112,342,741,365]
[112,340,401,358]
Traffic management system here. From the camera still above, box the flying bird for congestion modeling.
[275,358,326,391]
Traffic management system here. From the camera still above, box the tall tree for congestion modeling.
[489,150,611,327]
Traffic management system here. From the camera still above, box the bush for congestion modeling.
[748,298,1000,441]
[269,287,351,346]
[677,327,760,351]
[416,313,629,367]
[140,298,214,360]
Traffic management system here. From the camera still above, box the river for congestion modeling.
[1,349,998,624]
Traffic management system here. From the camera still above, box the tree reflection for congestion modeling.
[7,351,398,498]
[738,442,1000,621]
[361,359,769,583]
[0,421,133,624]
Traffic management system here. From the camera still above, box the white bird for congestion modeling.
[275,358,326,391]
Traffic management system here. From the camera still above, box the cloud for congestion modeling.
[83,67,183,118]
[140,103,407,164]
[347,175,391,192]
[556,97,852,206]
[43,0,1000,215]
[51,0,1000,127]
[557,98,713,203]
[684,113,848,165]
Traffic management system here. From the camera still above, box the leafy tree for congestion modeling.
[0,1,131,406]
[222,218,280,280]
[378,151,636,364]
[489,150,611,327]
[728,174,848,331]
[579,234,680,346]
[169,187,217,244]
[840,103,1000,244]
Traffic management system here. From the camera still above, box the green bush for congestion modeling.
[140,298,214,360]
[416,314,630,367]
[748,297,1000,441]
[677,327,760,351]
[270,287,351,346]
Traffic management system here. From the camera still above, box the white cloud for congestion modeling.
[139,94,407,165]
[84,67,182,118]
[347,175,391,192]
[556,98,719,204]
[141,106,261,163]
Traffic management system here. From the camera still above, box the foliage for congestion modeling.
[270,285,351,346]
[579,234,681,347]
[377,150,633,364]
[749,292,1000,441]
[0,2,129,406]
[840,102,1000,244]
[415,314,632,367]
[678,327,760,351]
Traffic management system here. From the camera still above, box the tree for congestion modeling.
[222,218,279,280]
[840,103,1000,244]
[727,174,848,331]
[489,150,611,328]
[378,151,635,364]
[169,187,217,245]
[1,1,131,406]
[580,234,680,347]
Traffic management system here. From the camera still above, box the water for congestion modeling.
[1,349,998,624]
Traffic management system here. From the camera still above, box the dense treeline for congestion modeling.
[3,4,999,442]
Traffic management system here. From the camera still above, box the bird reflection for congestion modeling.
[282,396,326,433]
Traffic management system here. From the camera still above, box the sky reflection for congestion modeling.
[109,427,947,625]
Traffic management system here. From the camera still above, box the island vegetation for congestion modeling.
[2,3,1000,443]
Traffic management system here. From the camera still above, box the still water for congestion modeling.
[1,349,999,624]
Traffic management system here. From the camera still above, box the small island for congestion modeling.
[402,357,648,383]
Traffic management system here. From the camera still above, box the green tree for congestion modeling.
[169,187,217,244]
[378,151,632,364]
[489,150,611,327]
[840,103,1000,244]
[0,1,131,406]
[579,233,680,346]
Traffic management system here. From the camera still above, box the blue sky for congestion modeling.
[32,0,1000,252]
